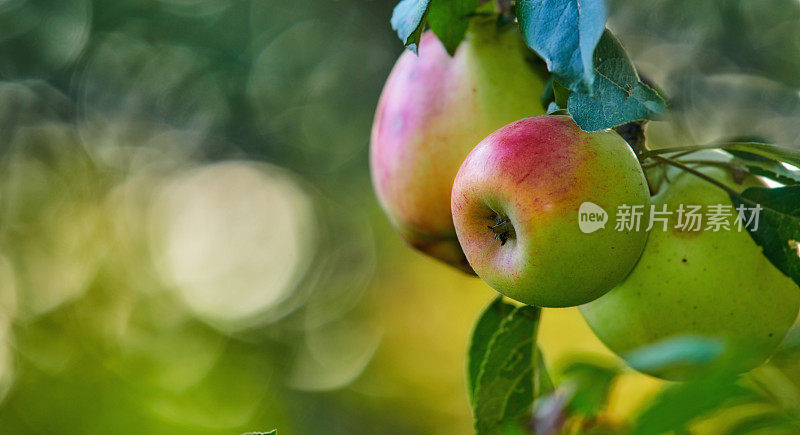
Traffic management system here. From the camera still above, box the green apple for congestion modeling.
[370,18,546,274]
[768,318,800,389]
[580,165,800,379]
[451,115,650,307]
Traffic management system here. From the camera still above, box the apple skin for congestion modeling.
[451,115,650,307]
[370,20,546,274]
[580,166,800,379]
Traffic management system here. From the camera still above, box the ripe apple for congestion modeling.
[450,115,650,307]
[580,166,800,379]
[370,19,546,274]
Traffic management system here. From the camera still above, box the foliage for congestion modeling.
[731,186,800,287]
[2,0,800,433]
[564,31,667,131]
[536,334,800,434]
[468,299,800,434]
[386,1,800,432]
[391,0,481,54]
[391,0,431,52]
[516,0,606,93]
[469,298,542,434]
[391,0,666,131]
[428,0,481,55]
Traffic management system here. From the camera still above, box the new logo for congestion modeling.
[578,202,608,233]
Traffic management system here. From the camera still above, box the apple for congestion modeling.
[450,115,651,307]
[370,19,547,274]
[768,318,800,389]
[580,165,800,379]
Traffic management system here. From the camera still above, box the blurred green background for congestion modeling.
[0,0,798,433]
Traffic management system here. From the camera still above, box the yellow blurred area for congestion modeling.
[0,105,683,432]
[345,229,665,433]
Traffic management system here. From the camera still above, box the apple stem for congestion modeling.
[488,214,515,246]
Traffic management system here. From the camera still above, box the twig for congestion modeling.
[651,156,742,198]
[639,144,730,160]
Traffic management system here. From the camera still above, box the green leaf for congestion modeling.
[715,149,800,185]
[632,370,755,435]
[391,0,431,53]
[567,30,667,132]
[427,0,479,56]
[516,0,606,92]
[720,142,800,169]
[729,186,800,287]
[536,349,554,396]
[472,305,542,435]
[624,336,725,375]
[734,160,800,186]
[468,296,515,402]
[559,360,619,418]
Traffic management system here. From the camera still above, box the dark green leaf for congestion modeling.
[727,148,774,162]
[567,30,667,132]
[730,186,800,287]
[391,0,431,53]
[502,366,535,430]
[427,0,479,56]
[468,296,515,402]
[473,305,542,435]
[516,0,606,92]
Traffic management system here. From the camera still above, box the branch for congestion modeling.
[651,156,742,198]
[639,144,728,160]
